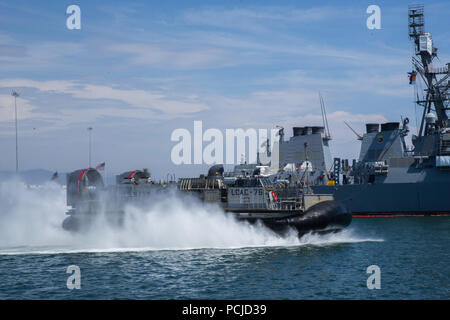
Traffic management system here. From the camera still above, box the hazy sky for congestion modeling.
[0,0,449,179]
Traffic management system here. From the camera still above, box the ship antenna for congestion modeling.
[409,5,450,135]
[319,92,332,140]
[344,121,363,140]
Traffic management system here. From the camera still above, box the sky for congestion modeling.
[0,0,449,180]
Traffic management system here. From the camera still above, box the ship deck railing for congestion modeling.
[439,137,450,155]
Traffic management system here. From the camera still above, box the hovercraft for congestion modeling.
[63,165,352,236]
[178,164,352,236]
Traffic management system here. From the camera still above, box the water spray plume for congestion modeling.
[0,179,382,255]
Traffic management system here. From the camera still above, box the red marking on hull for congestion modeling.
[77,168,88,197]
[353,214,450,217]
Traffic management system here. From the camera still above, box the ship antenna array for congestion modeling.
[343,121,363,140]
[408,5,450,136]
[408,5,424,42]
[319,92,332,140]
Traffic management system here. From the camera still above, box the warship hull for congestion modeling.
[313,181,450,215]
[307,6,450,216]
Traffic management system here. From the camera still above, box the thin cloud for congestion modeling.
[0,94,41,122]
[109,43,235,69]
[183,6,354,32]
[0,79,209,117]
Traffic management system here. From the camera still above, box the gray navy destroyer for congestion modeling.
[179,6,450,216]
[281,6,450,215]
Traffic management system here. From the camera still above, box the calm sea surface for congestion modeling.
[0,217,448,299]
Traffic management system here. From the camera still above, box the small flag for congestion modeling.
[96,162,105,171]
[51,171,58,180]
[408,71,417,84]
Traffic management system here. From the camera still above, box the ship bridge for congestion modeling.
[358,122,406,162]
[278,126,333,184]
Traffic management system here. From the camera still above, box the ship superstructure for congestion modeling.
[179,6,450,217]
[295,6,450,214]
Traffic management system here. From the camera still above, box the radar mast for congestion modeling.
[408,5,450,137]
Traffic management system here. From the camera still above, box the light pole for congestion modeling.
[88,127,93,168]
[11,91,20,173]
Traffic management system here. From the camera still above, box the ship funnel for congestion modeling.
[303,127,313,135]
[312,126,325,135]
[366,123,379,133]
[293,127,303,137]
[381,122,400,131]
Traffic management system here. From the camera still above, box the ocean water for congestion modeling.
[0,181,448,299]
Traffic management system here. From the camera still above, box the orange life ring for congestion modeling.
[272,191,278,201]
